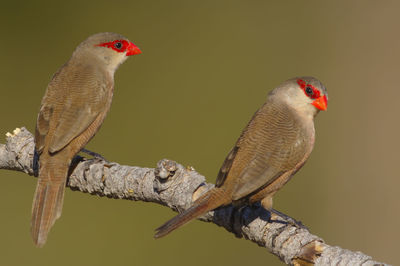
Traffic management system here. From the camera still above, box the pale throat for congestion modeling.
[102,53,128,74]
[282,91,317,119]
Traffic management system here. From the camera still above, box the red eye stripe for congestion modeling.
[96,40,129,53]
[297,79,306,88]
[297,79,320,99]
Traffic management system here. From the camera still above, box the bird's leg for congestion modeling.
[32,149,40,177]
[270,208,308,230]
[80,148,109,163]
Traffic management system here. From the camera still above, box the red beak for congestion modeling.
[312,95,328,111]
[126,42,142,56]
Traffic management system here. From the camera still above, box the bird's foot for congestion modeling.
[80,148,110,164]
[270,209,308,230]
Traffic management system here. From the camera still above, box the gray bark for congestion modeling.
[0,127,387,266]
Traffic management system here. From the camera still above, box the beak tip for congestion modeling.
[126,42,142,56]
[312,95,328,111]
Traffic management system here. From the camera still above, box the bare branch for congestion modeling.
[0,127,387,266]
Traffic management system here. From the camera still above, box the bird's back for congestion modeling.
[216,98,314,201]
[35,57,113,155]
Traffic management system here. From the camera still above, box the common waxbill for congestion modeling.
[32,32,141,247]
[155,77,328,238]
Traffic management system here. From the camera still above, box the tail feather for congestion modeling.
[31,174,66,247]
[54,182,65,220]
[155,188,228,238]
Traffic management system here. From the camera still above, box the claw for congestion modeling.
[80,148,109,163]
[270,209,308,230]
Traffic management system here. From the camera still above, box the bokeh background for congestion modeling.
[1,1,399,265]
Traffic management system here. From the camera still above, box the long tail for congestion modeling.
[154,188,229,238]
[31,166,67,247]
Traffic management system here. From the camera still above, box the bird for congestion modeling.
[155,76,328,238]
[32,32,141,247]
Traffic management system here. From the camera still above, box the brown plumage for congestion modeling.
[32,32,141,247]
[155,77,328,238]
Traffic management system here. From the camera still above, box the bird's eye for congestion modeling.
[305,86,313,96]
[114,42,122,49]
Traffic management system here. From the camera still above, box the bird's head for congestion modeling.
[270,76,328,118]
[73,32,142,73]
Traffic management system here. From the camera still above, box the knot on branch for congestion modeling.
[292,240,325,265]
[153,159,207,212]
[1,127,35,175]
[154,159,178,184]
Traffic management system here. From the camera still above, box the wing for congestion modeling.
[216,101,310,200]
[35,62,112,154]
[35,67,64,154]
[215,146,239,187]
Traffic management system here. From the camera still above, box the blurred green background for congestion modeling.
[1,0,399,265]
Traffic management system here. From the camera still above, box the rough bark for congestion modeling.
[0,127,387,266]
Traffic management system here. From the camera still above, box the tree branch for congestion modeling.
[0,127,386,266]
